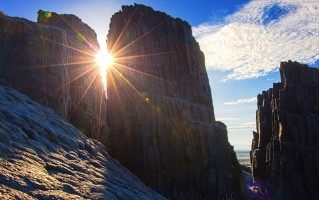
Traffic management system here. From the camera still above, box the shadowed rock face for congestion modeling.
[251,61,319,199]
[107,4,241,199]
[0,85,165,199]
[37,10,108,147]
[0,14,71,118]
[0,11,108,146]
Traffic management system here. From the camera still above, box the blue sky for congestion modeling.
[1,0,319,150]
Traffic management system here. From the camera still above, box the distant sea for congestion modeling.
[235,150,250,168]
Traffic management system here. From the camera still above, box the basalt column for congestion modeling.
[251,61,319,199]
[107,4,241,199]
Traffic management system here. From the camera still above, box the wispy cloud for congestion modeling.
[224,97,257,105]
[228,122,256,130]
[193,0,319,80]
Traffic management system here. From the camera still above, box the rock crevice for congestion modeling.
[0,6,242,199]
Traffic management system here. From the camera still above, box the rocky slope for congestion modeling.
[0,85,165,199]
[0,11,108,146]
[107,4,241,199]
[251,61,319,199]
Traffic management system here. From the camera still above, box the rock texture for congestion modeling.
[37,11,108,143]
[0,85,165,199]
[0,13,71,117]
[251,61,319,199]
[0,11,108,146]
[107,4,241,199]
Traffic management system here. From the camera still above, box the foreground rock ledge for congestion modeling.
[0,86,165,199]
[107,4,241,199]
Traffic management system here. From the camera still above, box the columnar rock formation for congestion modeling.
[0,13,71,117]
[107,4,241,199]
[251,61,319,199]
[0,12,108,145]
[0,6,243,199]
[0,85,165,199]
[37,10,108,145]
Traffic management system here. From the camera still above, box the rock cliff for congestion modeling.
[0,14,71,118]
[37,11,108,143]
[107,4,241,199]
[251,61,319,199]
[0,11,108,146]
[0,85,165,199]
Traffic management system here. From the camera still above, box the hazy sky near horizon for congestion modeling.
[1,0,319,150]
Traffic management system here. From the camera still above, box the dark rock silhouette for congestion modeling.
[251,61,319,199]
[0,6,243,199]
[0,85,165,199]
[0,11,108,146]
[106,4,241,199]
[0,13,71,117]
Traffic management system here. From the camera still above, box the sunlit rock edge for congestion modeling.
[0,85,165,199]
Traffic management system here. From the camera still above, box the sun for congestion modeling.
[96,51,113,71]
[96,51,114,90]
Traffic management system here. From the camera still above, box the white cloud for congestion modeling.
[228,122,256,130]
[193,0,319,80]
[216,117,238,121]
[224,97,257,105]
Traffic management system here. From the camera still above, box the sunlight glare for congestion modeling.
[96,51,113,91]
[96,51,113,70]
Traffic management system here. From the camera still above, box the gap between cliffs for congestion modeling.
[0,4,245,199]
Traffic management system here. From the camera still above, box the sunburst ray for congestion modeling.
[70,69,100,116]
[47,64,98,96]
[112,21,165,58]
[108,7,139,55]
[41,36,97,57]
